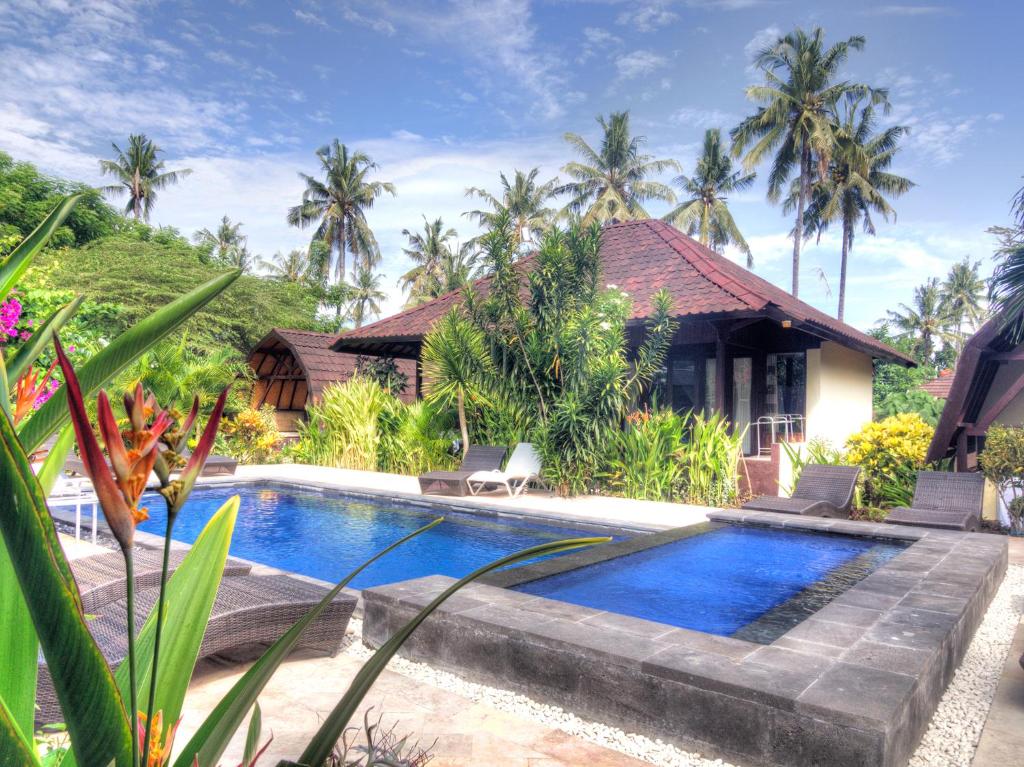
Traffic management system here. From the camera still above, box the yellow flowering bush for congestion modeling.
[219,404,284,464]
[845,413,933,507]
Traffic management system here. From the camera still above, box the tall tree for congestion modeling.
[731,27,882,298]
[399,216,459,304]
[348,266,387,328]
[940,257,987,350]
[886,278,956,363]
[193,215,251,269]
[464,168,558,248]
[795,99,913,320]
[662,128,756,266]
[557,111,678,224]
[989,178,1024,336]
[260,248,313,283]
[99,134,192,220]
[287,139,396,283]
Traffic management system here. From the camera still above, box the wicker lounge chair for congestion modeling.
[885,470,985,532]
[65,451,238,480]
[467,442,543,497]
[37,573,356,725]
[72,547,252,613]
[742,464,861,518]
[418,445,507,496]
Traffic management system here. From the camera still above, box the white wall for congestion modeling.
[805,342,874,448]
[979,360,1024,426]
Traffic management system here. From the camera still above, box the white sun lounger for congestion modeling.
[466,442,543,497]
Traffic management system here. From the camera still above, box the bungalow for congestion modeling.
[329,219,912,488]
[247,328,415,432]
[927,312,1024,470]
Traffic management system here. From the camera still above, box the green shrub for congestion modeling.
[604,410,684,501]
[979,424,1024,534]
[874,388,945,427]
[218,405,284,464]
[677,411,745,507]
[845,413,933,507]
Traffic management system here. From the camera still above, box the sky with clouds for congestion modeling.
[0,0,1019,331]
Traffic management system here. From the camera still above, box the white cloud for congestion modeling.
[293,9,328,28]
[616,50,668,79]
[617,2,679,32]
[743,24,780,65]
[671,107,738,129]
[340,4,396,36]
[863,5,953,16]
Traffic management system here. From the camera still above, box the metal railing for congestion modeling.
[754,414,806,456]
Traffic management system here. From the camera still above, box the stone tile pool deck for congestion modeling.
[362,511,1008,767]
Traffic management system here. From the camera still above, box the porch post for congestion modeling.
[715,326,727,415]
[955,429,969,472]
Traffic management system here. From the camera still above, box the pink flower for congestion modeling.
[19,330,31,341]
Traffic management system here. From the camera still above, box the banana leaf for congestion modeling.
[4,296,84,385]
[0,410,132,767]
[0,195,80,302]
[19,269,241,453]
[292,535,609,767]
[0,424,74,738]
[113,497,238,727]
[174,518,443,767]
[0,696,41,767]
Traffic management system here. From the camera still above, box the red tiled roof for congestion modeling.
[919,369,954,399]
[249,328,416,402]
[333,219,913,365]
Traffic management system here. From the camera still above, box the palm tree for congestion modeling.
[886,278,956,363]
[99,134,192,220]
[348,266,387,328]
[557,111,678,224]
[399,216,459,303]
[731,27,883,297]
[193,215,250,267]
[795,100,914,320]
[260,248,312,283]
[287,140,396,283]
[464,168,558,247]
[941,257,987,349]
[662,128,756,266]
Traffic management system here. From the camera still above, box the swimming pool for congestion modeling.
[136,483,626,589]
[513,525,906,641]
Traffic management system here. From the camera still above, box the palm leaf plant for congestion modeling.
[193,216,252,271]
[464,168,558,249]
[663,128,756,267]
[348,266,387,329]
[99,135,192,221]
[731,26,884,297]
[287,140,396,283]
[886,278,957,364]
[556,111,678,224]
[398,216,473,306]
[940,257,987,350]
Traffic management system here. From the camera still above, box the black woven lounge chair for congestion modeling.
[418,445,507,496]
[72,548,252,613]
[743,464,860,518]
[885,470,985,532]
[37,573,356,725]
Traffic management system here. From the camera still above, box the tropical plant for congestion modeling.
[194,216,254,272]
[663,128,756,267]
[779,438,846,496]
[988,179,1024,337]
[731,26,883,297]
[886,278,956,364]
[979,424,1024,534]
[464,168,558,248]
[287,140,396,282]
[940,257,987,350]
[355,355,408,397]
[259,248,316,284]
[348,266,387,329]
[398,216,475,306]
[218,405,284,464]
[845,412,933,507]
[793,99,913,320]
[557,111,678,224]
[0,198,605,767]
[604,409,683,501]
[874,388,944,426]
[676,411,745,506]
[99,134,192,220]
[335,711,433,767]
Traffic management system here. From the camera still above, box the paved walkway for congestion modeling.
[973,537,1024,767]
[223,463,715,531]
[178,646,648,766]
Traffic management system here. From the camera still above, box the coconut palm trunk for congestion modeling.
[336,219,347,284]
[457,389,469,456]
[838,219,852,321]
[792,141,811,298]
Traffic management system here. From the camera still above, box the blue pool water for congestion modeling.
[136,484,621,589]
[515,526,906,639]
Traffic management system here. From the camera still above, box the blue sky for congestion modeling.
[1,0,1020,330]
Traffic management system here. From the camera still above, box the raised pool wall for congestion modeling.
[362,511,1007,767]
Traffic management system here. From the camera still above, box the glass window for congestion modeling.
[671,357,699,413]
[705,358,717,414]
[767,352,806,416]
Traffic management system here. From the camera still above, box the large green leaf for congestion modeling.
[0,696,41,767]
[292,535,609,767]
[0,410,132,767]
[0,195,81,302]
[0,424,73,737]
[113,497,238,728]
[174,518,444,767]
[5,297,84,385]
[19,269,241,453]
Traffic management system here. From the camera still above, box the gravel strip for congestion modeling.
[344,564,1024,767]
